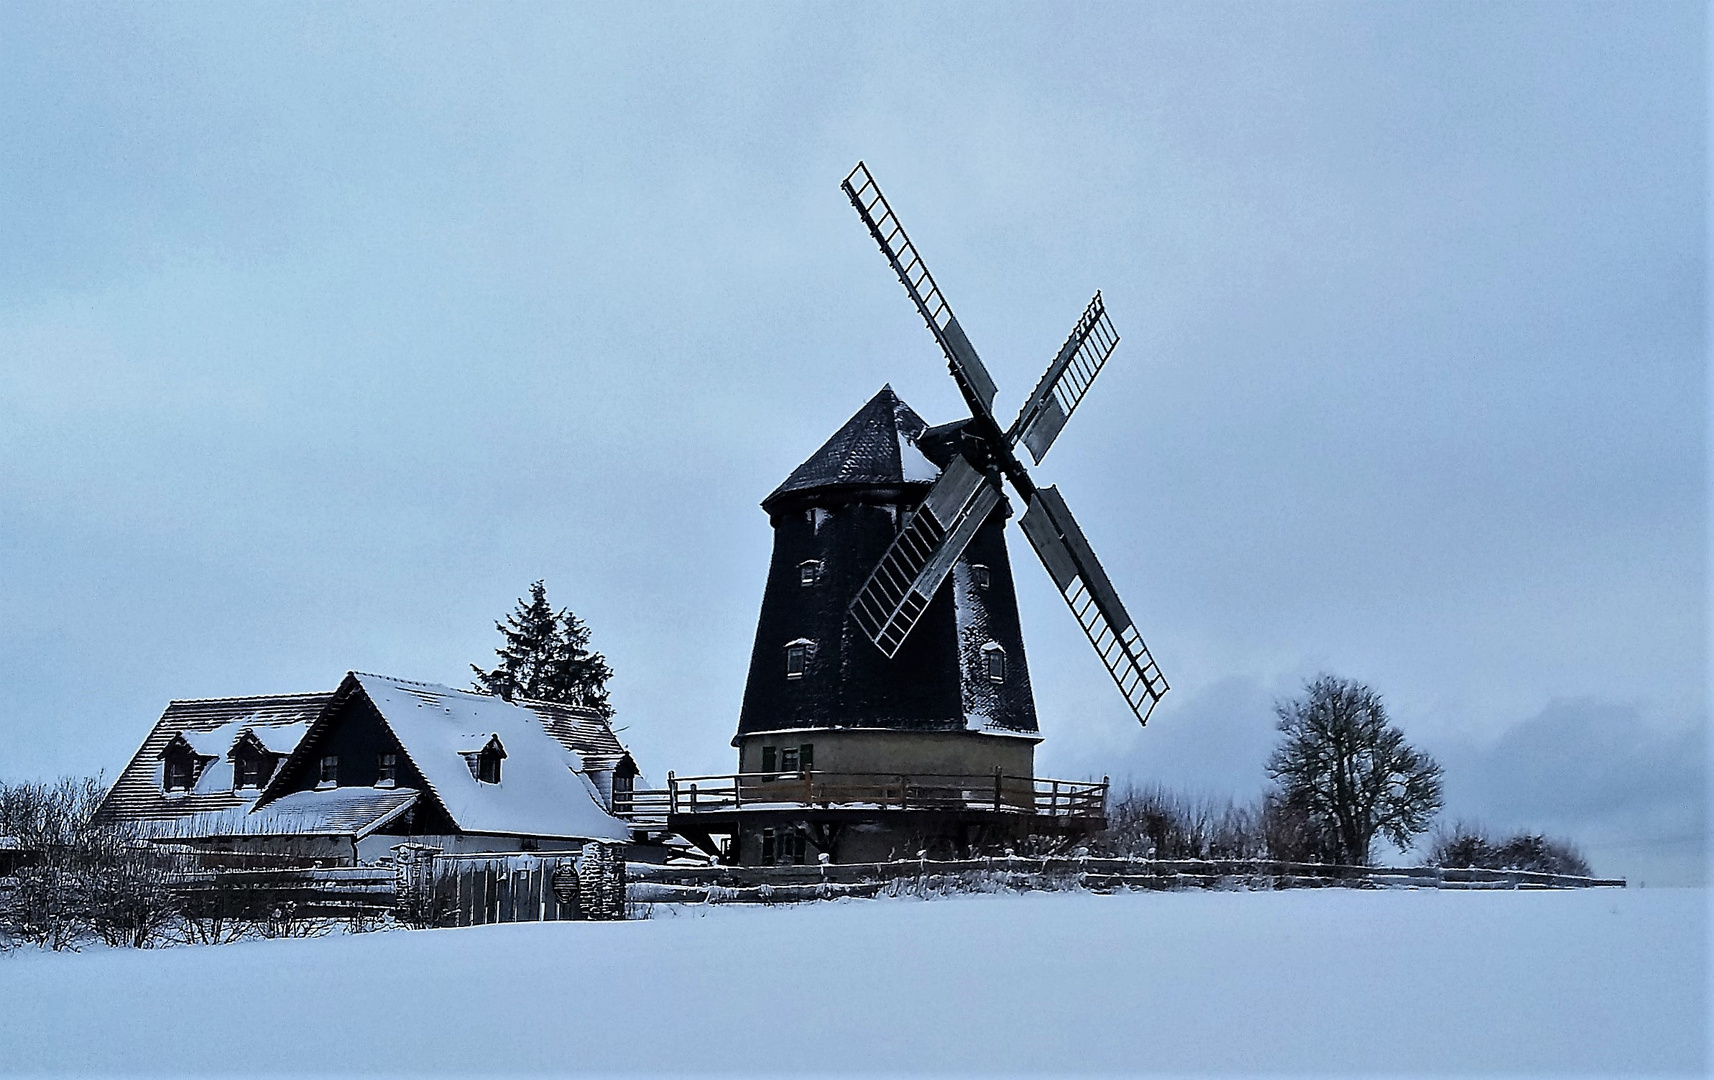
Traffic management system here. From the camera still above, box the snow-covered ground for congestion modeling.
[2,888,1705,1075]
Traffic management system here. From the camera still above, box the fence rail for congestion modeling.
[624,854,1626,903]
[661,771,1107,820]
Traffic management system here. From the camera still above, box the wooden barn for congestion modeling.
[97,671,651,866]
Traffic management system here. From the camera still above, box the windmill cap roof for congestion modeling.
[763,385,941,509]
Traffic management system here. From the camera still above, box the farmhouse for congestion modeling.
[97,672,647,865]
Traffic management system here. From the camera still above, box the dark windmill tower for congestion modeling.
[666,164,1168,865]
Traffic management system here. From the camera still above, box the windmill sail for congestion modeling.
[849,455,1003,657]
[842,162,999,420]
[1008,292,1120,465]
[1018,486,1168,724]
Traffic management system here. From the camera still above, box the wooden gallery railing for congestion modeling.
[652,771,1108,821]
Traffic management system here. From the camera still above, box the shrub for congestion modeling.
[1428,821,1592,877]
[0,777,183,949]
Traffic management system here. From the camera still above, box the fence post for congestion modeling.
[392,843,442,927]
[577,841,627,920]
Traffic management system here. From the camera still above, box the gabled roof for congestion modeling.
[763,385,939,510]
[99,692,332,824]
[261,673,628,842]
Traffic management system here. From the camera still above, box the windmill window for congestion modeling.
[785,641,810,678]
[377,752,397,787]
[799,560,822,586]
[761,828,806,865]
[780,746,799,772]
[318,754,340,788]
[983,643,1006,683]
[973,564,991,589]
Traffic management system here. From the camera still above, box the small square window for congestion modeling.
[785,644,807,678]
[236,755,265,790]
[318,754,339,787]
[780,747,799,772]
[986,650,1006,683]
[973,564,991,589]
[799,560,821,586]
[377,752,397,786]
[165,757,195,792]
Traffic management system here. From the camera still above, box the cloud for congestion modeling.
[1434,699,1707,886]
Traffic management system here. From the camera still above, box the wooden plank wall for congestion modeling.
[432,855,572,927]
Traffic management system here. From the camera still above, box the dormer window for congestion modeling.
[461,736,506,784]
[785,640,811,678]
[235,754,266,790]
[231,734,276,791]
[160,736,209,793]
[164,754,197,792]
[973,564,991,589]
[983,642,1006,683]
[799,560,822,586]
[318,754,339,788]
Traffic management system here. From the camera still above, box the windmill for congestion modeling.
[840,161,1168,725]
[665,163,1168,865]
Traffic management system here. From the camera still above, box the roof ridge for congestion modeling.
[165,691,331,706]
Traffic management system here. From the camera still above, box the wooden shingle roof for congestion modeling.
[97,692,332,824]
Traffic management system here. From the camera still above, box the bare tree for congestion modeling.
[1266,675,1443,866]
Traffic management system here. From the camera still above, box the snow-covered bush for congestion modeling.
[1096,786,1269,860]
[1428,821,1592,877]
[0,777,183,950]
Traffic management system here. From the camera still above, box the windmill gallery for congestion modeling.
[97,164,1168,869]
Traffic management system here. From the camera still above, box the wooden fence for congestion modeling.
[149,851,1624,924]
[394,844,627,927]
[171,866,397,922]
[625,855,1626,904]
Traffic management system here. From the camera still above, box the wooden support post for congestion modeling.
[994,767,1003,811]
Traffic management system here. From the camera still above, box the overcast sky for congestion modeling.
[1,3,1704,883]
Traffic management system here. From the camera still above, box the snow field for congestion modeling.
[1,887,1705,1075]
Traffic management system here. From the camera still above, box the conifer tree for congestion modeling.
[472,581,615,717]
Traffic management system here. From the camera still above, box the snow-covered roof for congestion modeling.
[172,718,309,760]
[100,691,335,825]
[344,673,629,841]
[524,699,627,763]
[248,787,420,838]
[133,787,420,840]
